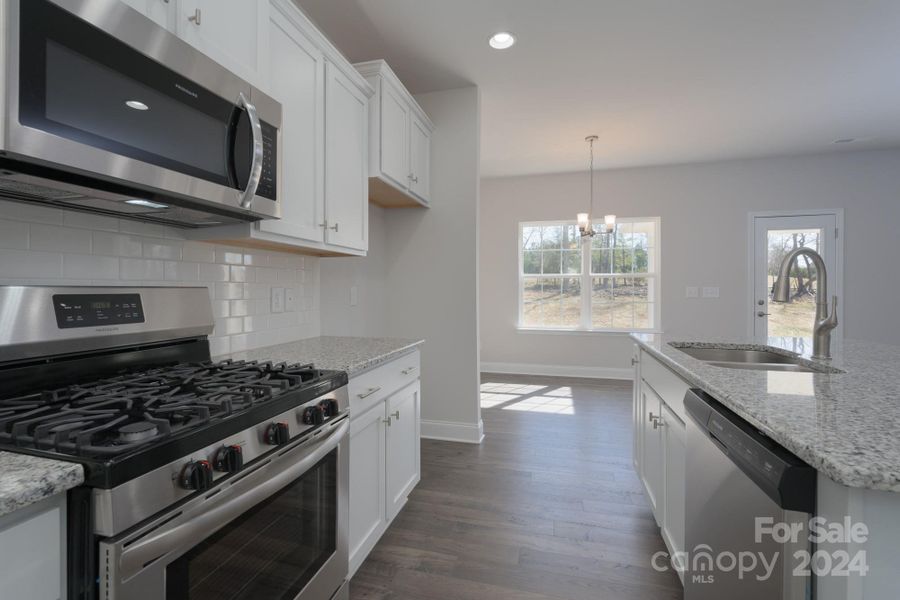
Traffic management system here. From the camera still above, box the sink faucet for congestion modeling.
[771,247,838,359]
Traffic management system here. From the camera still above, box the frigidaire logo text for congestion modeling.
[95,327,120,333]
[175,83,199,98]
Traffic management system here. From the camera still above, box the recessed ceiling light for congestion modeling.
[833,138,856,144]
[489,31,516,50]
[125,100,149,111]
[125,199,168,209]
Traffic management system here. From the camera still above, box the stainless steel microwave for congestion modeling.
[0,0,281,227]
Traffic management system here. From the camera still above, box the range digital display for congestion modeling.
[53,294,145,329]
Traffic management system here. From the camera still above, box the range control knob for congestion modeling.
[213,445,244,473]
[264,422,290,446]
[179,460,213,491]
[319,399,340,418]
[302,405,325,426]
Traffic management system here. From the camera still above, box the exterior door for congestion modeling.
[752,213,840,350]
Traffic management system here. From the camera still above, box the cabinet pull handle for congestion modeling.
[648,411,657,423]
[390,411,400,420]
[408,173,419,183]
[631,357,638,366]
[319,221,327,228]
[330,223,339,232]
[401,367,417,375]
[382,417,392,426]
[652,416,665,430]
[357,386,382,399]
[188,8,201,25]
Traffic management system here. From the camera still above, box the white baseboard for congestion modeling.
[421,418,484,444]
[480,361,633,381]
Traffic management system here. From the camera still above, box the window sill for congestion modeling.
[516,327,663,336]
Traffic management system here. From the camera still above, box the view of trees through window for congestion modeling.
[767,228,820,338]
[520,220,658,330]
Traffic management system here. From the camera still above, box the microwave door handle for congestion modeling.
[117,419,348,580]
[237,92,264,209]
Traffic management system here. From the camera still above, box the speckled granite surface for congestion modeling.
[632,333,900,492]
[226,336,424,376]
[0,452,83,517]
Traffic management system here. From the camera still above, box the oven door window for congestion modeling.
[166,451,338,600]
[18,0,242,189]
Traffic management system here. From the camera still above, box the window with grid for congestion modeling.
[519,218,659,331]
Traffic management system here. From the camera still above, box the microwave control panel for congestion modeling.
[53,294,145,329]
[256,121,278,201]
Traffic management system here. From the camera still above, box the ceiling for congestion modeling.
[297,0,900,177]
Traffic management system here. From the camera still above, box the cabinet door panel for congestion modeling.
[639,382,663,521]
[349,403,387,577]
[119,0,174,29]
[379,82,410,189]
[662,403,686,560]
[176,0,266,84]
[408,113,431,203]
[324,62,368,251]
[258,8,325,242]
[385,382,420,521]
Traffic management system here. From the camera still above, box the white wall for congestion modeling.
[321,86,483,443]
[480,149,900,374]
[0,199,321,357]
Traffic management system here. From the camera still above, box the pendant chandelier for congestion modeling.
[577,135,615,237]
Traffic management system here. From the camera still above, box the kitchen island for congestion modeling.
[631,333,900,600]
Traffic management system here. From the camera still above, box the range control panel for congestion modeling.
[53,294,145,329]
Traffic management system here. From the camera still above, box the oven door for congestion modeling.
[2,0,279,221]
[100,418,348,600]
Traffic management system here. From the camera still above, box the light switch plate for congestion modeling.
[271,287,285,313]
[685,286,699,298]
[702,286,720,299]
[284,288,296,312]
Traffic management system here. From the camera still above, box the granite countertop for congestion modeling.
[0,452,84,517]
[227,336,424,376]
[631,333,900,492]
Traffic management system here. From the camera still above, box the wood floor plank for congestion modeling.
[349,374,683,599]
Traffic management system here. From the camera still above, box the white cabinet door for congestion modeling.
[119,0,175,29]
[408,112,431,204]
[324,61,368,251]
[348,402,387,577]
[385,381,420,521]
[640,382,664,520]
[632,345,642,473]
[378,81,410,190]
[257,6,325,243]
[176,0,267,85]
[0,494,66,600]
[661,402,686,562]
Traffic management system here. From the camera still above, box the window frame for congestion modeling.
[517,217,661,333]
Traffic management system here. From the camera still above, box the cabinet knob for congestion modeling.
[188,8,201,25]
[757,311,770,317]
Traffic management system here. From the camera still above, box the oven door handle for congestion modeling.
[237,92,264,209]
[118,419,348,579]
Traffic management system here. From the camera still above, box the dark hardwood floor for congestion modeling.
[349,374,684,600]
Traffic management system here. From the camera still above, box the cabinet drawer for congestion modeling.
[641,350,689,422]
[349,350,420,418]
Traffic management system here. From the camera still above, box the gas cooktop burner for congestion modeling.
[0,360,328,458]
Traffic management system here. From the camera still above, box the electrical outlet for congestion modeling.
[284,288,296,312]
[350,285,359,307]
[271,287,285,313]
[685,286,699,298]
[702,286,720,299]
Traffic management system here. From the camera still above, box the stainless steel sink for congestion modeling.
[669,345,838,373]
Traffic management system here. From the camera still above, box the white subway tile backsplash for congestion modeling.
[0,249,63,278]
[30,224,92,254]
[0,207,319,355]
[64,254,119,279]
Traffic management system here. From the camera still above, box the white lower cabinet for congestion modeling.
[0,494,67,600]
[634,346,687,583]
[348,352,422,577]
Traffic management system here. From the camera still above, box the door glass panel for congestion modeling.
[766,229,821,339]
[166,451,337,600]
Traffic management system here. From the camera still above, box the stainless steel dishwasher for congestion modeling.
[684,389,816,600]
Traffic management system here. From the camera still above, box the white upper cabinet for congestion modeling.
[356,60,434,208]
[175,0,268,85]
[119,0,175,29]
[257,6,325,244]
[324,61,369,252]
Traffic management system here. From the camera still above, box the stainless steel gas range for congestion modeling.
[0,286,349,600]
